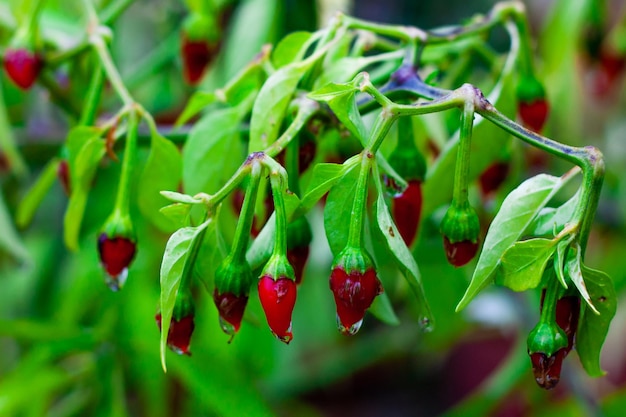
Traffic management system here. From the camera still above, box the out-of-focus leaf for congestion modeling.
[16,158,61,228]
[272,31,312,69]
[0,193,30,263]
[138,131,182,232]
[64,127,105,251]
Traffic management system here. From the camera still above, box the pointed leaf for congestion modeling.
[456,173,574,311]
[248,62,310,153]
[160,191,203,205]
[566,243,599,314]
[159,219,212,371]
[138,132,182,232]
[323,164,359,255]
[373,171,433,331]
[308,82,367,144]
[272,31,312,69]
[496,238,557,292]
[160,203,192,228]
[299,158,358,213]
[576,265,616,377]
[64,129,106,250]
[554,235,573,289]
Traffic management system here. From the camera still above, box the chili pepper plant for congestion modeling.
[1,0,624,415]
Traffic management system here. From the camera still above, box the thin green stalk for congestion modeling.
[79,60,105,126]
[230,161,262,263]
[113,110,138,214]
[346,152,373,249]
[269,170,288,257]
[452,98,474,204]
[91,36,134,105]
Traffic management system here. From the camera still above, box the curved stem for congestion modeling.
[91,36,134,106]
[79,59,105,126]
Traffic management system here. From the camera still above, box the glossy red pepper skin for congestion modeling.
[258,276,297,343]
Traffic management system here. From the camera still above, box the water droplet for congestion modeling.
[219,317,236,343]
[104,268,128,291]
[336,315,362,335]
[271,322,293,344]
[418,316,433,333]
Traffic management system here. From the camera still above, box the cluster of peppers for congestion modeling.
[2,0,611,392]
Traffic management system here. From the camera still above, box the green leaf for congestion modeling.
[530,190,580,237]
[160,191,203,205]
[248,62,310,153]
[373,169,433,330]
[64,128,106,251]
[246,212,275,271]
[159,203,192,228]
[313,50,403,88]
[308,82,367,144]
[566,243,599,314]
[456,173,573,311]
[299,158,358,214]
[368,291,400,326]
[576,265,616,377]
[182,104,247,195]
[159,219,212,371]
[272,31,312,69]
[138,132,182,232]
[0,193,30,263]
[175,91,217,128]
[496,238,557,292]
[16,158,61,228]
[554,235,574,289]
[323,164,359,255]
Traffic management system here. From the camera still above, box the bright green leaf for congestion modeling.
[248,62,311,153]
[554,235,573,289]
[531,190,580,237]
[323,164,359,255]
[456,173,574,311]
[496,238,557,292]
[308,82,367,144]
[160,203,192,227]
[160,191,203,205]
[138,132,182,232]
[16,158,61,228]
[299,158,358,214]
[175,91,218,128]
[576,265,616,377]
[373,169,433,331]
[272,31,312,69]
[313,50,403,88]
[159,219,212,371]
[64,129,106,251]
[566,243,599,314]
